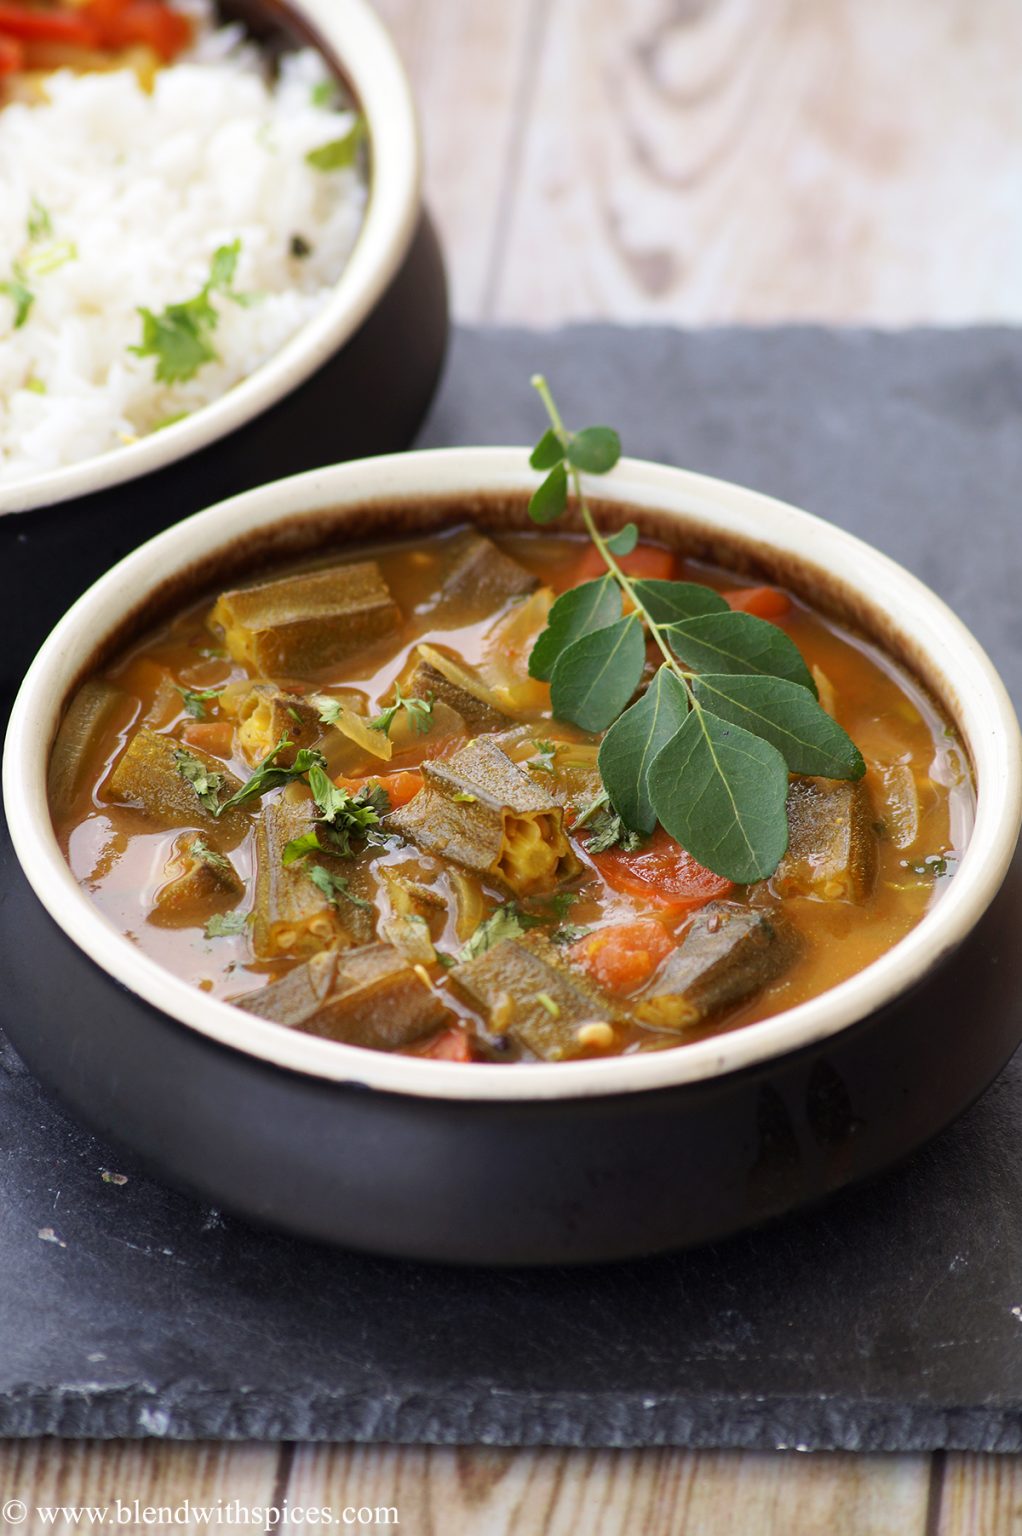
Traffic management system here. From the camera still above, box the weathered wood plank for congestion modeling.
[288,1444,932,1535]
[939,1453,1022,1534]
[0,1441,284,1533]
[400,0,1022,325]
[374,0,545,320]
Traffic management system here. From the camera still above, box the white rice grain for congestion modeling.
[0,8,366,485]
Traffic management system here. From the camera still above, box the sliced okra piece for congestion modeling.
[150,835,244,927]
[389,736,580,898]
[451,932,618,1061]
[774,777,878,902]
[252,797,375,960]
[210,561,401,677]
[232,684,322,765]
[106,726,247,840]
[402,644,510,732]
[634,901,802,1032]
[48,679,125,819]
[234,943,449,1050]
[433,532,538,620]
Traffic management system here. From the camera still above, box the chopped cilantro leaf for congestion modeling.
[368,684,434,738]
[305,863,374,911]
[130,240,254,384]
[1,267,34,330]
[188,837,232,872]
[306,118,366,171]
[173,748,224,816]
[174,684,223,720]
[204,911,249,938]
[27,196,52,243]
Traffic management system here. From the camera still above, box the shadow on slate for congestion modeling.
[3,324,1022,1449]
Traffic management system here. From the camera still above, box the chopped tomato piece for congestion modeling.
[590,826,733,911]
[0,4,99,45]
[0,32,23,72]
[723,585,792,620]
[89,0,191,60]
[559,542,681,591]
[569,919,674,994]
[181,720,234,757]
[416,1026,474,1062]
[337,768,423,809]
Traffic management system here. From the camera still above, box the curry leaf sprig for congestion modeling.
[525,374,865,883]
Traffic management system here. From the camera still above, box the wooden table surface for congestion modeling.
[9,1,1022,1529]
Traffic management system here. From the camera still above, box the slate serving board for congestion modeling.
[3,323,1022,1450]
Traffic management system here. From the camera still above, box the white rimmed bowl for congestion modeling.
[4,449,1022,1263]
[0,0,448,693]
[1,0,423,517]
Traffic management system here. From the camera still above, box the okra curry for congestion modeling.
[49,525,973,1065]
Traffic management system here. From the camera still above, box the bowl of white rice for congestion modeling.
[0,0,427,514]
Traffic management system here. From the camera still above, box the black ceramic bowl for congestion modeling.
[4,451,1021,1264]
[0,0,448,690]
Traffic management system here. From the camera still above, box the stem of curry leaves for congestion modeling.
[530,373,700,703]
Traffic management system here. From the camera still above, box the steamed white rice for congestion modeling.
[0,5,367,486]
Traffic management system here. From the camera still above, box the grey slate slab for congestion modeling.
[3,324,1022,1449]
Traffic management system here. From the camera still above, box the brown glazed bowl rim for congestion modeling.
[0,0,420,516]
[5,448,1021,1102]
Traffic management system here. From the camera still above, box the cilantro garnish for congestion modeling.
[131,240,256,385]
[306,118,365,171]
[175,684,223,720]
[282,768,390,865]
[216,739,326,817]
[305,863,374,912]
[368,685,434,738]
[173,749,225,816]
[0,266,34,330]
[204,911,250,938]
[188,837,232,872]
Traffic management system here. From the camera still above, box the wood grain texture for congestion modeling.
[288,1444,931,1535]
[939,1453,1022,1534]
[0,1441,284,1533]
[373,0,544,320]
[378,0,1022,325]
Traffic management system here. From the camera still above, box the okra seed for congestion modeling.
[576,1022,614,1050]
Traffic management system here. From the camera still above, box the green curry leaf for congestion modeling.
[692,673,865,779]
[605,522,638,556]
[528,461,568,524]
[648,710,790,883]
[666,610,816,692]
[529,428,564,470]
[567,426,621,474]
[549,614,645,732]
[598,666,690,834]
[631,579,728,625]
[529,575,622,680]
